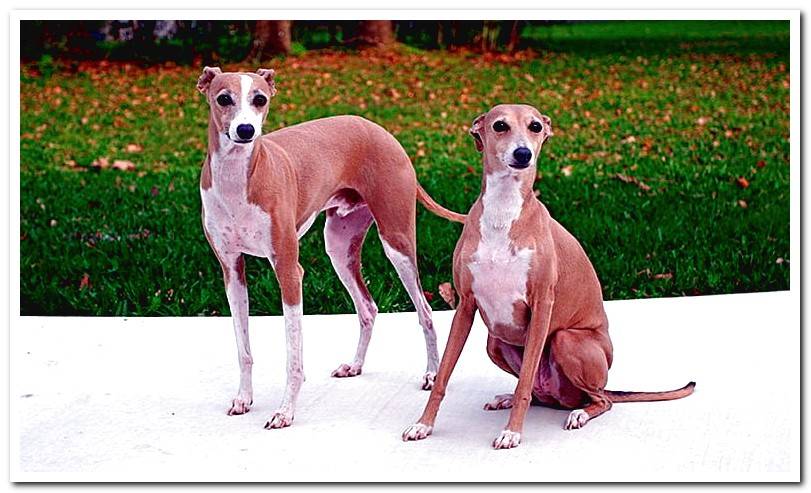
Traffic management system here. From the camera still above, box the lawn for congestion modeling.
[19,20,790,316]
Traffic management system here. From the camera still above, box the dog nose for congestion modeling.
[513,147,532,165]
[236,124,255,140]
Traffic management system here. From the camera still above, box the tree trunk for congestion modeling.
[356,20,395,46]
[247,20,292,61]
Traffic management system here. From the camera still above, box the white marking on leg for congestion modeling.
[564,409,590,430]
[483,393,514,411]
[296,212,318,239]
[379,238,438,388]
[266,302,304,430]
[492,429,522,449]
[225,274,253,415]
[402,422,433,441]
[325,213,377,377]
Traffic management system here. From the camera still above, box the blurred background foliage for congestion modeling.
[19,20,790,316]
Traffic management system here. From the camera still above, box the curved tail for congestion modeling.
[415,182,466,223]
[606,381,695,403]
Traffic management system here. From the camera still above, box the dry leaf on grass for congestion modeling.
[615,173,651,192]
[79,273,91,290]
[112,160,136,171]
[438,282,456,309]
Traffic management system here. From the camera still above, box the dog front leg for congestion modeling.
[402,295,477,441]
[265,232,305,430]
[494,289,555,449]
[221,254,254,416]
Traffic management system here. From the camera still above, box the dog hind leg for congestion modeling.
[550,329,613,430]
[323,205,378,378]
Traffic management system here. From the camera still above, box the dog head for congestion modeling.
[469,104,553,172]
[197,66,277,145]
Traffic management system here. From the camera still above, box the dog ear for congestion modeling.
[197,66,221,94]
[256,68,277,97]
[469,113,486,153]
[540,114,554,144]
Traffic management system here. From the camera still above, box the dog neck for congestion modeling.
[479,167,534,231]
[207,118,256,190]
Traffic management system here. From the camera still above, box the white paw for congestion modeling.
[483,393,514,410]
[421,371,436,390]
[564,409,590,430]
[264,410,294,429]
[492,429,521,449]
[402,422,433,441]
[331,363,362,378]
[226,395,252,416]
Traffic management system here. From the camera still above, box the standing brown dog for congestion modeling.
[402,104,694,449]
[197,67,464,430]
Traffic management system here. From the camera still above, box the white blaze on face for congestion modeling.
[227,75,265,142]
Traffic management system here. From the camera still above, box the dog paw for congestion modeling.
[492,429,521,449]
[483,393,514,410]
[402,422,433,441]
[331,363,362,378]
[564,409,590,430]
[421,371,436,390]
[264,411,294,430]
[226,395,252,416]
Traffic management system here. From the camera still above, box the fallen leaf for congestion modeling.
[423,290,434,302]
[696,116,710,126]
[112,160,136,171]
[125,143,143,153]
[615,173,651,192]
[736,177,750,189]
[438,282,456,309]
[757,160,767,168]
[91,157,110,169]
[653,272,673,280]
[738,199,748,208]
[776,257,785,264]
[151,186,160,197]
[79,273,91,290]
[561,165,574,177]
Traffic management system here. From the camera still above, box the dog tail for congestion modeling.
[415,182,466,223]
[605,381,695,403]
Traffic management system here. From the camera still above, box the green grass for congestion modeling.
[19,20,790,316]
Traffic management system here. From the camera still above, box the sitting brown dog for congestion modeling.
[403,104,694,449]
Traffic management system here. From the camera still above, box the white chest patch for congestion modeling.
[201,146,274,259]
[468,172,533,328]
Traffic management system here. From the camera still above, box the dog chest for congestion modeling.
[468,244,532,330]
[467,172,534,331]
[201,186,273,258]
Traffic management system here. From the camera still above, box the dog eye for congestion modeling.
[529,121,543,133]
[216,94,234,106]
[493,121,509,132]
[253,94,268,107]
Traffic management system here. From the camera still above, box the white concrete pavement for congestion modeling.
[11,291,799,482]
